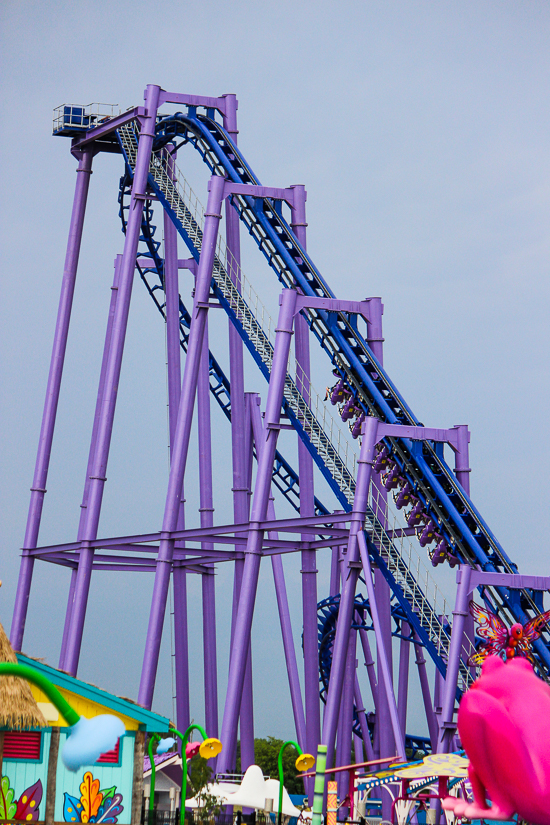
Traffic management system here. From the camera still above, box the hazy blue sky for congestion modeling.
[1,1,550,739]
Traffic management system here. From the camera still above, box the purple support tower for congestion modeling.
[16,88,516,819]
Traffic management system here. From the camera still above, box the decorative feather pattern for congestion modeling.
[62,771,124,823]
[0,776,16,820]
[15,778,43,821]
[63,791,84,822]
[80,771,103,822]
[95,793,124,823]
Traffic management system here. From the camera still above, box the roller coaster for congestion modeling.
[10,85,550,819]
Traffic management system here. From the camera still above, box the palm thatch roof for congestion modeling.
[0,621,46,729]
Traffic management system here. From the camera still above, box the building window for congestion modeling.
[96,738,120,764]
[3,731,42,760]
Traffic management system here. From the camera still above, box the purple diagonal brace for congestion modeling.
[217,288,298,772]
[11,147,94,651]
[138,174,226,709]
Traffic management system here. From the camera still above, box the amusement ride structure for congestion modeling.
[10,84,550,817]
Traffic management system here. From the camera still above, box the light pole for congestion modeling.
[147,723,222,825]
[277,740,315,825]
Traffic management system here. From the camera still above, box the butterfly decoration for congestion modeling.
[468,601,550,666]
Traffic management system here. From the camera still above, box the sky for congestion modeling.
[1,0,550,743]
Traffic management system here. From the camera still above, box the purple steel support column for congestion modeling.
[164,153,191,737]
[358,626,378,706]
[354,676,375,761]
[138,174,226,708]
[217,289,298,772]
[11,147,94,651]
[412,634,438,751]
[173,563,190,735]
[249,395,306,749]
[358,626,380,756]
[164,145,182,441]
[291,185,320,759]
[197,322,218,737]
[59,254,122,668]
[433,667,444,742]
[453,425,470,496]
[330,545,341,596]
[366,299,394,771]
[357,530,406,761]
[438,566,472,753]
[397,623,410,739]
[223,96,255,772]
[64,86,162,677]
[336,630,356,820]
[321,416,379,767]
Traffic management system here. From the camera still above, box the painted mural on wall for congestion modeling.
[0,775,43,821]
[63,770,124,823]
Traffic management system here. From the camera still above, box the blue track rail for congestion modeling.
[142,110,550,672]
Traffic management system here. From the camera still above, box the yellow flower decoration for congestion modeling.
[295,753,315,772]
[199,737,223,759]
[394,753,468,779]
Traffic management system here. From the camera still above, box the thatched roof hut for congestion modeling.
[0,621,46,729]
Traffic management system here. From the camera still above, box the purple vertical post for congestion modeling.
[11,146,94,651]
[354,676,375,761]
[321,416,379,767]
[438,565,471,753]
[63,85,162,676]
[223,95,255,771]
[413,633,438,750]
[59,253,122,668]
[453,425,470,496]
[164,145,182,440]
[197,321,218,737]
[366,299,394,775]
[164,152,191,736]
[217,289,298,772]
[397,622,410,738]
[336,629,356,820]
[330,545,341,597]
[138,174,226,709]
[249,394,306,749]
[357,529,406,761]
[290,185,320,762]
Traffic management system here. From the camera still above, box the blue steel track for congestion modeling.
[107,107,550,678]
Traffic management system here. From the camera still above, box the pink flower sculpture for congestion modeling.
[443,655,550,823]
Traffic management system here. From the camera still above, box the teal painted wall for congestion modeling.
[2,730,50,820]
[55,730,135,824]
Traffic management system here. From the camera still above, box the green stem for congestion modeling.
[277,740,303,825]
[0,663,80,727]
[170,724,208,825]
